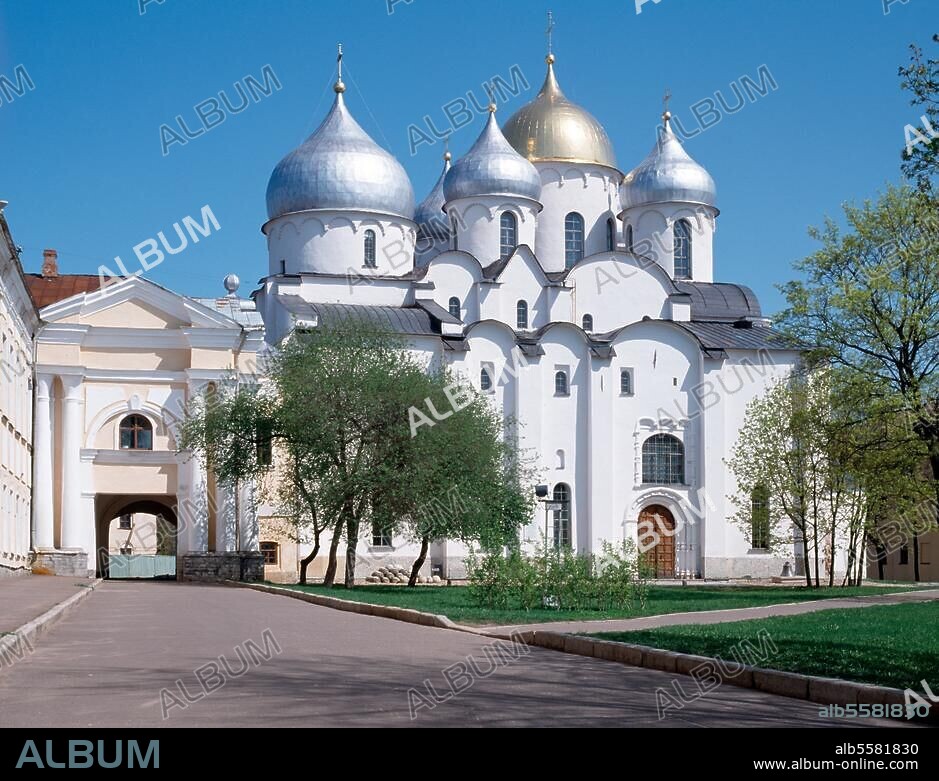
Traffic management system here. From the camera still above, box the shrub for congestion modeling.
[466,538,651,612]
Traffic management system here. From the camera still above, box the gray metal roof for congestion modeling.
[414,297,461,324]
[479,252,567,286]
[675,321,801,351]
[192,296,265,329]
[675,281,762,321]
[280,297,440,336]
[480,256,511,280]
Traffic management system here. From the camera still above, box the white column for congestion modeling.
[178,454,209,555]
[176,379,211,557]
[214,482,237,552]
[31,373,54,550]
[60,374,85,550]
[238,480,258,552]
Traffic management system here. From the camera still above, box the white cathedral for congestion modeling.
[251,51,811,581]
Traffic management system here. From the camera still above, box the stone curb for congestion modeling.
[0,578,103,672]
[484,628,937,724]
[231,581,461,631]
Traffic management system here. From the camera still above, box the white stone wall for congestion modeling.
[444,197,539,266]
[620,203,717,283]
[264,210,417,278]
[0,215,37,574]
[534,163,621,272]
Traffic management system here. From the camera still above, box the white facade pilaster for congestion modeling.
[60,373,85,550]
[31,373,55,550]
[214,482,237,552]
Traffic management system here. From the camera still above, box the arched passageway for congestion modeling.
[95,496,178,579]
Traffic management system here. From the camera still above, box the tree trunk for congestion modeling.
[913,533,921,582]
[344,516,359,588]
[874,539,887,581]
[828,521,836,588]
[924,450,939,582]
[408,536,430,587]
[801,526,812,588]
[844,525,862,587]
[298,532,321,586]
[812,522,820,588]
[322,517,345,587]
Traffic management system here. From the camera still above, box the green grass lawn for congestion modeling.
[590,602,939,691]
[272,582,918,625]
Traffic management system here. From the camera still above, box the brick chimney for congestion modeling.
[41,249,58,278]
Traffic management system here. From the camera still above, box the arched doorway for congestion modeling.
[639,504,676,578]
[94,496,178,579]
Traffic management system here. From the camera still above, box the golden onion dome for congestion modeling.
[502,56,617,169]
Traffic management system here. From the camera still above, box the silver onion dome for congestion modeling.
[621,113,717,209]
[266,86,415,221]
[415,153,451,241]
[444,109,542,203]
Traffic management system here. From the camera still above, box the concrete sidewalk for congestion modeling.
[481,587,939,635]
[0,575,95,633]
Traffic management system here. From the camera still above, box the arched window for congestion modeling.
[673,219,692,278]
[625,224,634,252]
[260,541,279,565]
[751,485,770,549]
[552,483,571,549]
[564,212,584,269]
[516,300,528,329]
[620,368,633,395]
[642,434,685,484]
[480,367,492,392]
[606,217,616,251]
[448,296,461,320]
[363,229,377,268]
[500,211,517,260]
[554,370,569,396]
[119,415,152,450]
[581,313,593,332]
[450,215,459,251]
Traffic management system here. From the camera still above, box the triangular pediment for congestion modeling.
[39,275,239,330]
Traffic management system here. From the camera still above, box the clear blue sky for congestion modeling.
[0,0,933,315]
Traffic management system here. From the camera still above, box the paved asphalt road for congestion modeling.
[0,581,906,728]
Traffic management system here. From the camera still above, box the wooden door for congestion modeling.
[639,504,676,578]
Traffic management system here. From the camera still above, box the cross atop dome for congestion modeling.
[545,10,555,64]
[334,43,345,94]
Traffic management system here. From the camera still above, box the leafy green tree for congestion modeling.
[394,367,534,585]
[779,185,939,579]
[727,375,833,587]
[824,372,930,584]
[900,34,939,190]
[180,320,532,588]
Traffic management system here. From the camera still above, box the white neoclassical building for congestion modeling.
[252,51,816,580]
[24,258,264,578]
[0,206,40,576]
